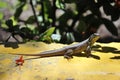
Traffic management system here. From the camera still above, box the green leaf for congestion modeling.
[0,13,3,19]
[101,18,118,36]
[0,1,7,8]
[14,2,26,20]
[39,27,55,42]
[56,0,65,9]
[43,27,55,36]
[10,16,18,26]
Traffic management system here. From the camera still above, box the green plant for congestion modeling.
[0,0,120,43]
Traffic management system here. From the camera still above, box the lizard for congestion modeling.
[15,33,100,59]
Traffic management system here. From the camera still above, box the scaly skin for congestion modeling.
[15,33,100,59]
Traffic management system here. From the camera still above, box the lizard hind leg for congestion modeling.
[64,49,74,59]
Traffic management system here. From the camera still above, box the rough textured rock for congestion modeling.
[0,42,120,80]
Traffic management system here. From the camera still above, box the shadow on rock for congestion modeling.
[93,44,120,54]
[4,42,19,49]
[110,56,120,59]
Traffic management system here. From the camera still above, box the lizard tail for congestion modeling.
[24,56,42,60]
[11,53,41,56]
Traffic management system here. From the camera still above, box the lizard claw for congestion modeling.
[64,49,73,59]
[64,55,73,59]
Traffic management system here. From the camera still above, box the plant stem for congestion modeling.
[41,0,45,26]
[52,0,57,27]
[30,0,40,31]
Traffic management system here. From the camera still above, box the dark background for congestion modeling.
[0,0,120,44]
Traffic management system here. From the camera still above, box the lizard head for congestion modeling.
[89,33,100,45]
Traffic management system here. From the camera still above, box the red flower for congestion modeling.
[16,56,24,66]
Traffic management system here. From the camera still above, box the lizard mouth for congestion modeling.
[93,33,100,40]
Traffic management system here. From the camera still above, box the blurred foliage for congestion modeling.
[0,0,120,43]
[39,27,55,43]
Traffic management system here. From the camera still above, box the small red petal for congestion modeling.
[15,56,24,66]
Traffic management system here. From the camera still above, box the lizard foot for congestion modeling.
[86,53,92,58]
[64,55,73,59]
[64,49,73,59]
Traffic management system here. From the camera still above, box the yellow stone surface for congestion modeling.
[0,42,120,80]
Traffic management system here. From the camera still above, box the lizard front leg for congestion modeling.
[85,45,92,57]
[64,49,73,59]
